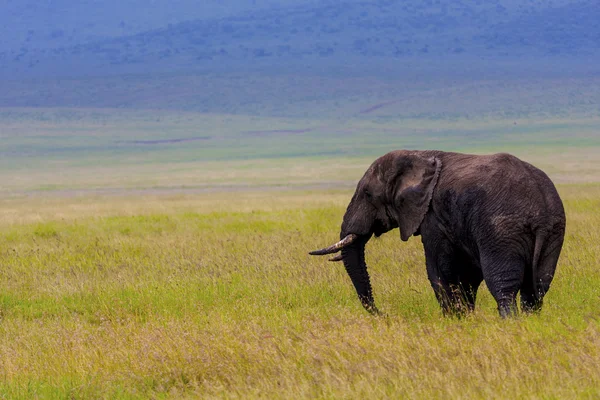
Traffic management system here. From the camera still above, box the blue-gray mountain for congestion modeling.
[0,0,317,52]
[1,0,598,78]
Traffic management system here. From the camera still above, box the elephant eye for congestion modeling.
[364,189,372,199]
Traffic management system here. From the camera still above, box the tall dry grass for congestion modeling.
[0,186,598,398]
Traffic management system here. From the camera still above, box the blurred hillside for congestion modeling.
[0,0,319,52]
[0,0,599,114]
[1,0,599,78]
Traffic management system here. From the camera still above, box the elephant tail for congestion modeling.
[531,229,547,300]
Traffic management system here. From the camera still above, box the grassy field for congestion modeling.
[1,73,599,397]
[0,183,599,398]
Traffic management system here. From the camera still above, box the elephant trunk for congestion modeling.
[340,236,379,315]
[310,230,380,314]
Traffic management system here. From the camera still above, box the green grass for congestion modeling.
[0,186,598,398]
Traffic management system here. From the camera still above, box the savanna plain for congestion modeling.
[1,73,600,398]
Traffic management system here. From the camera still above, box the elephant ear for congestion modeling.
[390,154,442,241]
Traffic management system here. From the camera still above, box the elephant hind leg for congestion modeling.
[520,290,541,313]
[480,253,524,318]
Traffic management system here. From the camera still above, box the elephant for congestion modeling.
[310,150,566,318]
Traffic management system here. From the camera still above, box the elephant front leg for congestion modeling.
[426,263,476,316]
[423,234,481,317]
[430,281,460,316]
[430,280,480,317]
[453,254,483,313]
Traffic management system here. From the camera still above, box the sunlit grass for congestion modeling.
[0,186,598,398]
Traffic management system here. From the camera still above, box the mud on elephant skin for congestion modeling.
[310,150,566,318]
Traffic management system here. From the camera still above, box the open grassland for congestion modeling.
[0,185,599,398]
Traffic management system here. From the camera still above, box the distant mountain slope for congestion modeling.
[1,0,599,79]
[0,0,323,52]
[478,1,600,55]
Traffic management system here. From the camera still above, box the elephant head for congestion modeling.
[310,151,442,314]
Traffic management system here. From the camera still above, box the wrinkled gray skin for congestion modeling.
[311,150,566,318]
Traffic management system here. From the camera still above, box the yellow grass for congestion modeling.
[0,185,599,398]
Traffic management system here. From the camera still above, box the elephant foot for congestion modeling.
[497,298,518,318]
[520,292,543,314]
[521,299,543,314]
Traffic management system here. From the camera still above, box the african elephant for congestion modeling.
[310,150,566,318]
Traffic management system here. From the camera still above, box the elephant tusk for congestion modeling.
[329,254,344,262]
[309,234,358,256]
